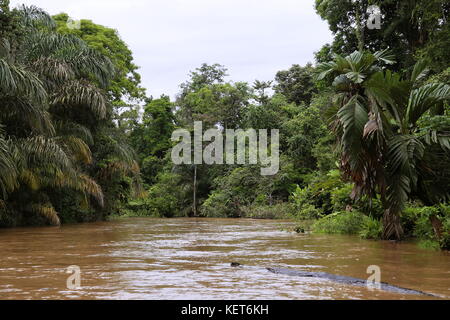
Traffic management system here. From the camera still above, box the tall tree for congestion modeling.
[274,63,317,106]
[129,96,175,185]
[315,0,450,71]
[0,3,140,225]
[52,13,145,104]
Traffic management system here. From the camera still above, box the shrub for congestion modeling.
[359,217,383,239]
[200,191,236,218]
[403,204,450,250]
[355,195,384,219]
[440,215,450,250]
[295,204,323,220]
[289,185,324,220]
[124,195,177,218]
[312,211,369,235]
[241,203,294,219]
[417,239,441,251]
[330,183,354,211]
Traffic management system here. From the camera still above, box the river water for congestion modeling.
[0,218,449,300]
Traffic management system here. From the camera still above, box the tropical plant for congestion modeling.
[316,50,450,239]
[0,4,139,225]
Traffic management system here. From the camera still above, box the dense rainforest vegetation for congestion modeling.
[0,0,449,250]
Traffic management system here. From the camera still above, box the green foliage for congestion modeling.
[314,0,449,71]
[296,204,323,221]
[282,104,329,170]
[199,157,300,218]
[179,82,251,129]
[406,206,440,239]
[128,96,175,185]
[330,183,353,212]
[290,185,323,220]
[0,4,140,226]
[296,170,353,216]
[317,49,450,240]
[312,211,370,235]
[201,189,233,218]
[359,217,383,240]
[52,13,145,103]
[124,195,176,218]
[274,63,318,105]
[240,203,294,219]
[417,239,441,251]
[403,204,450,250]
[201,166,268,217]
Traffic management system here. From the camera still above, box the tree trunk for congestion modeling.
[382,208,404,240]
[429,215,443,241]
[193,165,197,217]
[355,2,365,51]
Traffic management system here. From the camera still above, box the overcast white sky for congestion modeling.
[11,0,333,99]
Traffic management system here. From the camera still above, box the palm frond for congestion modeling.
[0,96,54,135]
[373,49,396,65]
[337,95,369,160]
[55,136,92,164]
[0,38,11,60]
[387,135,425,186]
[315,61,338,81]
[20,32,114,87]
[28,202,60,226]
[19,169,40,191]
[0,135,18,198]
[52,80,108,119]
[30,56,75,84]
[17,136,72,171]
[53,121,93,145]
[78,174,104,207]
[15,5,56,29]
[56,45,115,88]
[410,60,430,84]
[406,83,450,126]
[0,58,47,104]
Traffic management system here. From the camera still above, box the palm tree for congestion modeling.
[317,50,450,240]
[0,4,139,225]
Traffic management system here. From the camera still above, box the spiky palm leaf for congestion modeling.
[53,121,94,145]
[15,5,56,29]
[28,203,60,226]
[323,50,449,240]
[16,136,73,171]
[55,136,92,164]
[52,80,108,119]
[20,32,114,88]
[316,50,395,82]
[406,83,450,126]
[0,58,47,103]
[30,56,75,84]
[0,96,54,135]
[0,134,18,198]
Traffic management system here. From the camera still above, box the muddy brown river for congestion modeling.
[0,218,449,300]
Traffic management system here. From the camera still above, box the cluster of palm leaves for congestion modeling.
[317,50,450,240]
[0,5,139,225]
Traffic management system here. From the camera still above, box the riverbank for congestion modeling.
[116,198,450,252]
